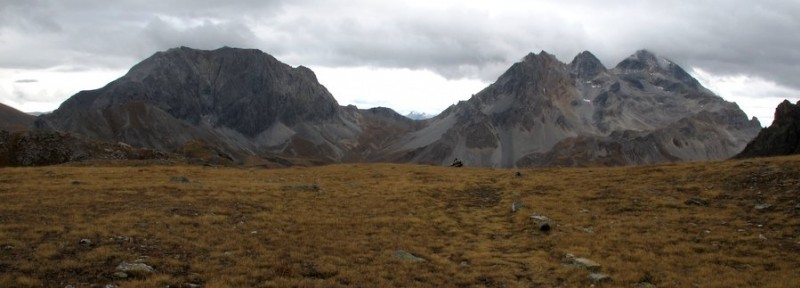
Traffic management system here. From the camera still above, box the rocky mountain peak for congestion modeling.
[737,100,800,158]
[498,51,568,86]
[36,47,369,165]
[616,49,669,71]
[521,51,560,65]
[772,99,800,126]
[569,51,607,80]
[52,46,341,138]
[613,49,700,91]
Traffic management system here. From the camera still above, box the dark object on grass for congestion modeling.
[684,198,709,206]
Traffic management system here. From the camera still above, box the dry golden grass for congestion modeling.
[1,156,800,287]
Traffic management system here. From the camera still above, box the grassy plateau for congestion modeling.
[1,155,799,287]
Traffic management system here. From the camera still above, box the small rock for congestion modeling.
[186,284,202,288]
[104,285,118,288]
[112,271,128,279]
[754,203,772,211]
[71,180,82,185]
[79,238,93,247]
[2,245,14,250]
[116,262,155,274]
[170,176,190,183]
[459,261,469,267]
[511,202,525,213]
[64,286,76,288]
[393,250,426,262]
[572,257,601,271]
[588,272,611,283]
[759,234,768,240]
[514,171,523,178]
[531,215,552,232]
[684,198,709,206]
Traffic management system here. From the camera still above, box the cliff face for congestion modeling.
[736,100,800,158]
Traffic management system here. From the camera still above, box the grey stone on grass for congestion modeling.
[588,272,611,283]
[571,257,601,271]
[393,250,426,262]
[116,262,155,274]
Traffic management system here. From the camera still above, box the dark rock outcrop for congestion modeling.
[736,100,800,158]
[0,129,170,167]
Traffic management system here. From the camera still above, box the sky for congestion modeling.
[1,1,798,125]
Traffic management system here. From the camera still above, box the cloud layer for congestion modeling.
[0,0,798,121]
[2,1,799,84]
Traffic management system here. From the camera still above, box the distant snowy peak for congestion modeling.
[405,111,435,120]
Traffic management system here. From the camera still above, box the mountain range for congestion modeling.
[7,46,763,167]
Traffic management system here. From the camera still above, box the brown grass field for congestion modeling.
[1,155,799,287]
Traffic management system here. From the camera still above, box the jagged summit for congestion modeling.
[614,49,701,90]
[569,51,607,80]
[772,100,800,126]
[737,100,800,158]
[615,49,672,71]
[389,48,761,167]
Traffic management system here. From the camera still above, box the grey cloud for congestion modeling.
[14,79,38,83]
[138,17,258,53]
[262,2,590,81]
[0,0,62,33]
[0,0,799,91]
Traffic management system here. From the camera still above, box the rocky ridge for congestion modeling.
[737,100,800,158]
[385,49,761,167]
[29,47,761,167]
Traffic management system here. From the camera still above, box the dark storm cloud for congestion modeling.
[1,0,798,89]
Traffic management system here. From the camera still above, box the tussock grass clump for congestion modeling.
[1,156,799,287]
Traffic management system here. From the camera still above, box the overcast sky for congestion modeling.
[1,0,798,125]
